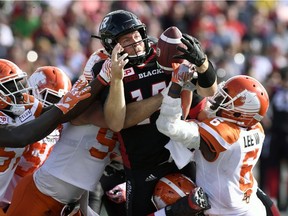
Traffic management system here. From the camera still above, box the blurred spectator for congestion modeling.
[32,8,66,46]
[0,14,14,58]
[10,2,41,38]
[55,37,87,83]
[262,66,288,210]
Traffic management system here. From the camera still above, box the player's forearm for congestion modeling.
[104,79,126,132]
[0,106,63,148]
[71,100,108,128]
[123,94,163,128]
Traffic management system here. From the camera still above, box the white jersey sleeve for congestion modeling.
[156,95,200,149]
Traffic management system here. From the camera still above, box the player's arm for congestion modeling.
[174,34,217,97]
[70,100,107,128]
[0,79,91,148]
[104,43,128,132]
[156,69,201,150]
[123,93,163,129]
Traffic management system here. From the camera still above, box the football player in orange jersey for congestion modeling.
[152,74,281,216]
[0,59,91,214]
[3,66,72,205]
[5,50,118,216]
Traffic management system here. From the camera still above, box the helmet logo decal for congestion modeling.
[238,91,260,112]
[100,17,110,31]
[30,71,47,87]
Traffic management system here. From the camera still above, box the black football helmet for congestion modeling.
[99,10,151,65]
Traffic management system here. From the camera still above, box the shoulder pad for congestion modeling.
[199,118,241,152]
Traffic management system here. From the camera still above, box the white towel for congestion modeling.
[165,139,194,169]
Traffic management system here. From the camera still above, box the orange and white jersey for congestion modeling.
[15,125,62,177]
[0,98,42,200]
[34,123,118,203]
[3,125,62,203]
[195,117,265,215]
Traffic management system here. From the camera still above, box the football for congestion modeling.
[156,26,186,72]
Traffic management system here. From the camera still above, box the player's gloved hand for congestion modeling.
[171,63,194,87]
[106,182,126,204]
[188,186,211,211]
[164,186,210,216]
[55,78,91,114]
[173,34,206,67]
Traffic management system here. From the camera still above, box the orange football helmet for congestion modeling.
[28,66,72,107]
[152,173,196,209]
[208,75,269,127]
[0,59,33,115]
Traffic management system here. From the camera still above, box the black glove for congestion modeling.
[165,187,210,216]
[173,34,206,67]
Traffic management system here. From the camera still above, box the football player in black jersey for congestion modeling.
[96,10,218,216]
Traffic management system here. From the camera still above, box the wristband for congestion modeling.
[168,84,182,98]
[197,60,216,88]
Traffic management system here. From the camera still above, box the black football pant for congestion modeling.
[124,161,196,216]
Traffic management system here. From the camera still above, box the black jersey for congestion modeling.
[119,45,172,170]
[98,44,172,170]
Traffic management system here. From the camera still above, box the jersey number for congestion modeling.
[239,148,259,197]
[130,82,166,125]
[0,149,20,172]
[89,128,118,160]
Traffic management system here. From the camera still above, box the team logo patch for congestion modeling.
[0,116,8,124]
[124,67,135,77]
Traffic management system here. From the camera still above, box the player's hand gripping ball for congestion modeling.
[156,26,187,72]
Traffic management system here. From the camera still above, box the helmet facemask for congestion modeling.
[0,72,33,115]
[34,87,66,107]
